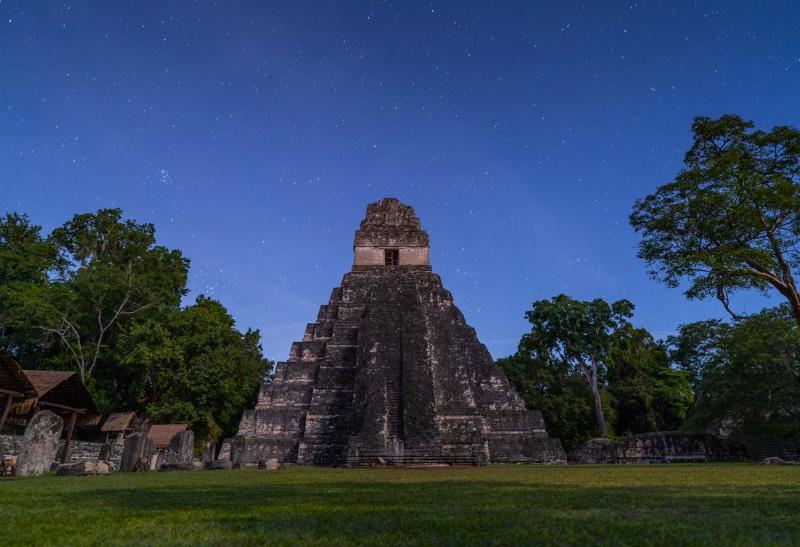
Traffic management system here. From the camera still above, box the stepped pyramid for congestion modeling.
[236,198,566,465]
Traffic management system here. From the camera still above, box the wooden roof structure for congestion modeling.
[101,411,137,433]
[0,351,37,398]
[19,370,102,426]
[0,350,103,462]
[0,350,39,431]
[0,350,102,427]
[147,423,188,449]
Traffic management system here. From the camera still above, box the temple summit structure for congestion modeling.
[236,198,566,465]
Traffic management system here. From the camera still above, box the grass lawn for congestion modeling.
[2,464,800,546]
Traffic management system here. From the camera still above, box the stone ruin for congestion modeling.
[160,430,195,471]
[15,410,64,477]
[120,432,153,472]
[235,198,565,466]
[568,432,747,464]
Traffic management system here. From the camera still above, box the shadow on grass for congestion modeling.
[16,474,800,545]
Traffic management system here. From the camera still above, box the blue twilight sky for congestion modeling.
[2,2,799,361]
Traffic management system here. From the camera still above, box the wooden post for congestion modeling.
[0,395,13,433]
[61,411,78,463]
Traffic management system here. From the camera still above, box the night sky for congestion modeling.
[3,2,799,360]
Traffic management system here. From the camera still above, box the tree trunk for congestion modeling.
[590,375,607,437]
[787,293,800,331]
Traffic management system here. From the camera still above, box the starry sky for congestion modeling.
[3,1,799,361]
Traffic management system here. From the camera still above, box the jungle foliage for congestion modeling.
[0,209,271,440]
[498,295,693,450]
[669,306,800,455]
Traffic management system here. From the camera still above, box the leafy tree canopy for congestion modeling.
[520,295,634,436]
[607,325,693,435]
[20,209,189,381]
[630,114,800,326]
[117,296,271,440]
[500,295,693,449]
[671,306,800,454]
[0,209,271,440]
[0,213,61,361]
[0,212,60,286]
[497,353,606,451]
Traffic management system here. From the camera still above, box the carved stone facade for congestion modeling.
[237,198,565,465]
[353,199,430,267]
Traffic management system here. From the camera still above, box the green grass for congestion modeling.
[2,464,799,546]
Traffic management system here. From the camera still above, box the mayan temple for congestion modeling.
[236,198,566,465]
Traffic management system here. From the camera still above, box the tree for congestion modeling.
[666,319,729,389]
[119,296,273,440]
[497,353,605,450]
[671,306,800,453]
[33,209,189,382]
[606,325,693,435]
[1,208,272,437]
[519,295,634,436]
[501,298,693,448]
[0,213,61,364]
[630,115,800,326]
[0,213,58,287]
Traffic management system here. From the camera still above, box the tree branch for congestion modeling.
[87,261,135,376]
[36,316,88,382]
[716,284,743,321]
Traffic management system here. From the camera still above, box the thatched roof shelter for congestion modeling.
[0,351,37,400]
[23,370,101,426]
[0,350,103,462]
[101,411,137,433]
[148,424,188,449]
[0,350,39,431]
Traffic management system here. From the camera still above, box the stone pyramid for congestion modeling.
[236,198,566,465]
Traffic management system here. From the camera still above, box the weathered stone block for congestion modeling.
[164,430,194,466]
[228,435,245,468]
[202,439,216,463]
[16,410,64,477]
[98,442,113,463]
[56,461,111,476]
[120,432,153,472]
[258,458,281,470]
[218,438,232,460]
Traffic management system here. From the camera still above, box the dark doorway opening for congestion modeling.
[384,249,399,266]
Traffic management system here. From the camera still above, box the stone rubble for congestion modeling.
[55,460,111,476]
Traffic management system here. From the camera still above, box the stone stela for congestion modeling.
[236,198,566,465]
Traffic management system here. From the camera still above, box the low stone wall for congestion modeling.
[568,432,747,464]
[1,434,122,467]
[741,436,800,461]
